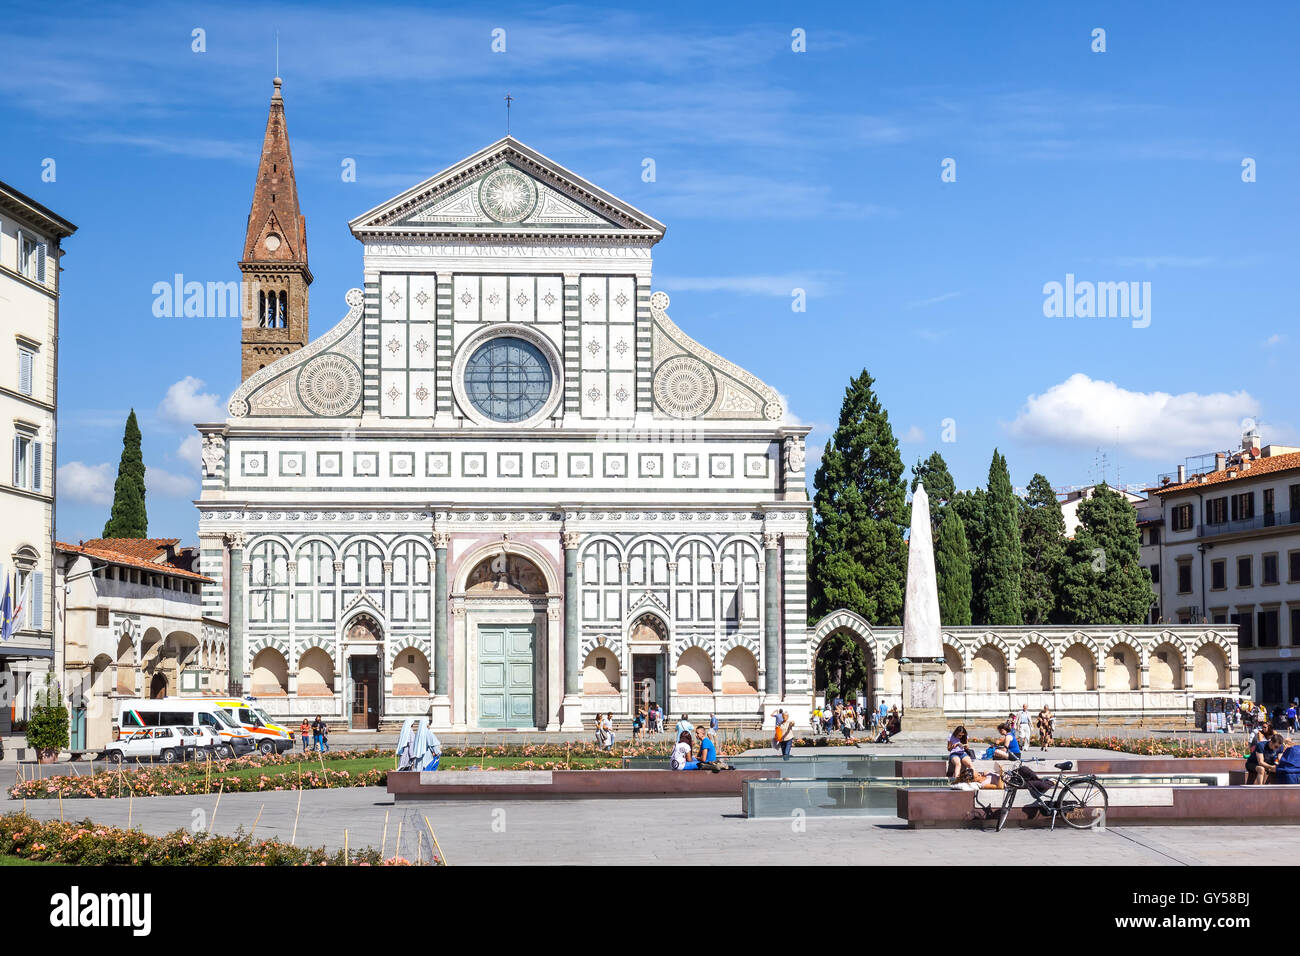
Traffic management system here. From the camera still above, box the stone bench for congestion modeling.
[897,781,1300,827]
[388,767,769,801]
[894,756,1243,778]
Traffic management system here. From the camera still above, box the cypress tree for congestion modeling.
[1019,473,1066,625]
[981,449,1023,625]
[103,409,148,538]
[910,451,956,511]
[950,489,989,623]
[934,506,973,625]
[809,369,908,625]
[1058,483,1154,624]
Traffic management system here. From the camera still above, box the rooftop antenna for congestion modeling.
[504,92,513,135]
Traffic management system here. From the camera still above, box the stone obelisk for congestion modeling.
[900,482,948,732]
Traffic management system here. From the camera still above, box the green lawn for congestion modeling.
[0,854,64,866]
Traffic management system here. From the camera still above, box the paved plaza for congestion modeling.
[3,748,1294,866]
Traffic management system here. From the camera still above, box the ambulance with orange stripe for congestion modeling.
[204,697,296,754]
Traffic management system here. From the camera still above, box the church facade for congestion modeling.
[196,82,811,730]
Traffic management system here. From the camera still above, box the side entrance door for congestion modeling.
[478,625,534,728]
[350,656,380,730]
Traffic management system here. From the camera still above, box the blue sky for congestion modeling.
[2,0,1295,542]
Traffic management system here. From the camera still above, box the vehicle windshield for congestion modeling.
[213,709,239,728]
[251,708,274,725]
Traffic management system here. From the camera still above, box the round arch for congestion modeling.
[1060,642,1097,691]
[453,539,560,594]
[1192,642,1229,690]
[251,647,289,696]
[676,646,713,694]
[1148,640,1186,690]
[1104,641,1141,691]
[582,647,621,696]
[721,646,759,694]
[297,647,336,697]
[391,646,431,696]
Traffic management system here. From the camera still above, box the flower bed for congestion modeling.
[1052,735,1248,759]
[0,813,423,866]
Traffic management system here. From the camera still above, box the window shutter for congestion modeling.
[35,243,46,284]
[18,350,33,396]
[11,437,19,486]
[31,572,42,629]
[32,441,42,492]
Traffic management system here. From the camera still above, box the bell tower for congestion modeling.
[240,77,312,381]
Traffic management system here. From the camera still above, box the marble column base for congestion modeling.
[560,694,585,731]
[428,695,452,730]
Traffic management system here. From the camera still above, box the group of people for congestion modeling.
[811,700,866,740]
[1244,719,1300,785]
[669,719,731,772]
[594,712,618,751]
[299,716,330,752]
[631,703,667,738]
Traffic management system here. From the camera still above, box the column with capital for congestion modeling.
[560,529,584,729]
[430,532,451,728]
[226,532,247,695]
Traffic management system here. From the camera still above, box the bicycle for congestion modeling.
[988,757,1108,831]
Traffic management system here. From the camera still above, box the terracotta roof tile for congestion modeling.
[56,541,211,583]
[1151,450,1300,495]
[79,538,181,563]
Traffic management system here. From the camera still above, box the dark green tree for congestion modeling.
[950,489,989,623]
[910,451,956,511]
[934,506,973,625]
[1019,473,1066,625]
[103,409,148,538]
[809,369,908,625]
[815,634,871,702]
[981,449,1023,625]
[1058,483,1154,624]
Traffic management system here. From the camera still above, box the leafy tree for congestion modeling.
[934,507,973,625]
[980,449,1023,625]
[809,369,908,625]
[815,633,871,702]
[1019,473,1066,625]
[103,409,148,538]
[911,451,956,510]
[950,489,989,623]
[1057,483,1154,624]
[25,675,69,757]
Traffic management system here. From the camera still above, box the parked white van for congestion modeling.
[114,700,256,757]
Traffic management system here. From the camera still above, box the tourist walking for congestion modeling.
[778,711,796,760]
[1016,705,1033,748]
[319,720,330,752]
[771,709,785,750]
[300,718,310,752]
[675,714,694,740]
[311,715,323,752]
[1036,706,1054,750]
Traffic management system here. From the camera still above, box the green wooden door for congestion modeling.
[478,625,535,728]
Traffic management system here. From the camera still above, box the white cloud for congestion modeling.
[1008,373,1260,460]
[1265,333,1285,347]
[177,434,203,469]
[146,466,196,499]
[900,425,925,443]
[57,461,115,506]
[158,377,224,427]
[906,291,961,310]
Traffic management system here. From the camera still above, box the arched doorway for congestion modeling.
[814,629,873,705]
[628,613,669,715]
[464,550,549,729]
[149,673,168,699]
[344,614,381,730]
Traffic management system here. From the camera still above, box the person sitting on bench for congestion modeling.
[947,725,974,778]
[1271,738,1300,785]
[952,765,1005,790]
[670,730,697,771]
[1247,733,1284,784]
[693,729,727,772]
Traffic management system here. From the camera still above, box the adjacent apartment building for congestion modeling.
[1149,430,1300,707]
[0,181,75,726]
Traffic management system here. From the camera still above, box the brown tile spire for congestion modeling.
[239,77,312,381]
[243,77,309,266]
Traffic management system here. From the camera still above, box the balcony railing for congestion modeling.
[1197,508,1300,538]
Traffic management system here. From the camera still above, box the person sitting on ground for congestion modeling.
[951,765,1006,790]
[947,725,974,778]
[1247,732,1284,784]
[1271,738,1300,785]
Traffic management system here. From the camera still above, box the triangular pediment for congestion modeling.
[348,136,665,240]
